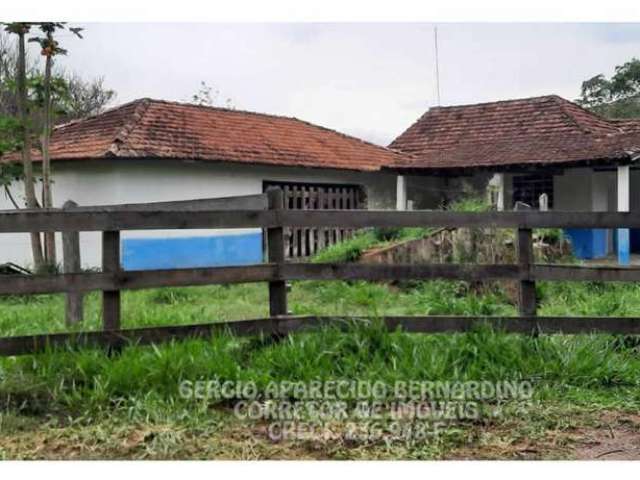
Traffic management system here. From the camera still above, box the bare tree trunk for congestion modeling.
[4,185,20,209]
[42,38,56,268]
[16,28,44,271]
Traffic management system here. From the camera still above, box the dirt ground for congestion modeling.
[1,410,639,460]
[449,411,640,460]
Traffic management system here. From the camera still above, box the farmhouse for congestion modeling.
[390,95,640,263]
[5,94,640,270]
[0,98,418,269]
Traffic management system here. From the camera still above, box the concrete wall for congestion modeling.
[0,159,398,269]
[554,168,595,211]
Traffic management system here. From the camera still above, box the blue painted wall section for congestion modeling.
[122,232,264,270]
[564,229,608,260]
[618,228,630,265]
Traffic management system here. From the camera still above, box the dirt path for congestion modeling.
[449,412,640,460]
[1,411,639,460]
[570,413,640,460]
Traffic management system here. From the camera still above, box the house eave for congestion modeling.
[383,155,636,176]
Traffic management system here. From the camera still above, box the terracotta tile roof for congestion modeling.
[3,98,407,172]
[611,118,640,133]
[389,95,640,170]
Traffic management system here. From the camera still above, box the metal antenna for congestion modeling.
[434,26,441,106]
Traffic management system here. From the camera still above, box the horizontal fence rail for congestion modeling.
[2,315,640,357]
[6,208,640,232]
[6,263,640,297]
[2,189,640,356]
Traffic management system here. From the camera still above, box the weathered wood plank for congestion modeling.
[376,315,640,335]
[2,315,640,356]
[0,265,279,295]
[517,228,536,316]
[330,188,339,244]
[308,187,317,256]
[531,264,640,282]
[317,188,326,251]
[0,209,277,232]
[102,231,121,331]
[282,185,292,258]
[301,187,308,258]
[7,209,640,233]
[267,188,288,317]
[72,194,268,212]
[62,200,83,326]
[0,317,290,356]
[10,262,640,297]
[280,263,522,281]
[278,210,640,229]
[291,186,300,258]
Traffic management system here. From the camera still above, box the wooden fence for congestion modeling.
[265,182,365,259]
[1,189,640,356]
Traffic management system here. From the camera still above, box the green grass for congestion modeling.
[0,284,271,337]
[2,321,638,415]
[312,230,380,263]
[2,280,640,414]
[2,229,640,458]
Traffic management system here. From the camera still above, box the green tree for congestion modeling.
[577,58,640,118]
[60,73,115,121]
[3,22,44,270]
[29,22,83,268]
[1,24,112,271]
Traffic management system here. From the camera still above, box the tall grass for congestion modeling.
[1,320,638,419]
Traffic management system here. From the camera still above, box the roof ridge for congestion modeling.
[108,98,152,156]
[52,98,148,132]
[428,94,559,111]
[550,95,594,134]
[551,95,622,134]
[138,98,404,157]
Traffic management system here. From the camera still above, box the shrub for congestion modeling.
[448,195,491,212]
[373,227,403,242]
[312,230,378,263]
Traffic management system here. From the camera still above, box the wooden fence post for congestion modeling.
[517,227,536,316]
[102,230,121,330]
[62,200,83,326]
[267,188,288,317]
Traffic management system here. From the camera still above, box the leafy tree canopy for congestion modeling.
[0,31,115,158]
[577,58,640,118]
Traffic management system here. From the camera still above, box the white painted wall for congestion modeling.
[0,159,398,268]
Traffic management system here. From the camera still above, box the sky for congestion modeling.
[45,23,640,146]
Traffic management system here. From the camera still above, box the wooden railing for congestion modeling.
[267,182,365,259]
[1,189,640,356]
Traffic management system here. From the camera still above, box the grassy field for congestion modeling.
[1,278,640,459]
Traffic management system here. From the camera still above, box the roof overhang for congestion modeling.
[383,155,636,176]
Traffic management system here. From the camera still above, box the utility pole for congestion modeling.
[434,26,441,106]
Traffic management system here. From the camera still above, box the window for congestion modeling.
[512,174,554,209]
